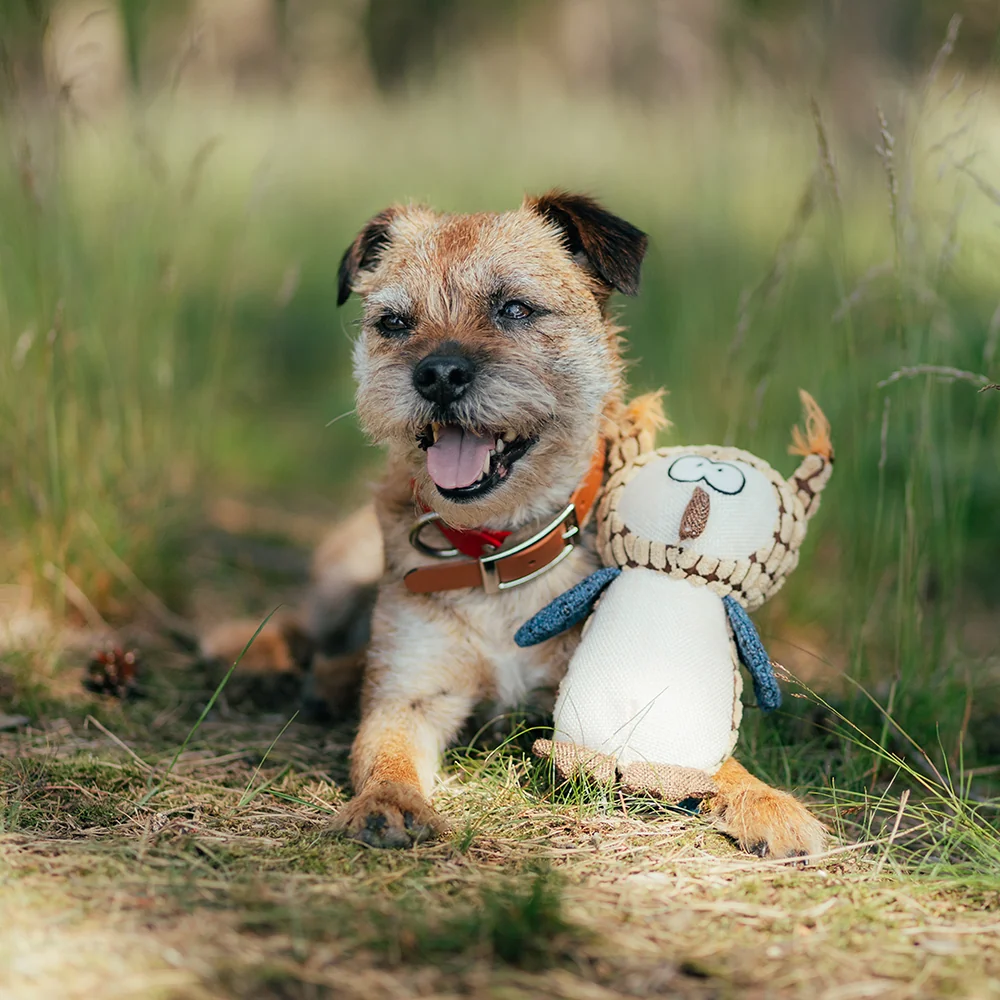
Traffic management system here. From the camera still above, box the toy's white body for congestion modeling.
[527,395,834,799]
[552,570,742,772]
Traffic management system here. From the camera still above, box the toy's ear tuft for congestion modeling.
[337,207,398,306]
[623,390,670,440]
[603,390,669,475]
[526,190,648,297]
[788,389,833,461]
[788,390,833,520]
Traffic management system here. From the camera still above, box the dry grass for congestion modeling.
[2,636,999,1000]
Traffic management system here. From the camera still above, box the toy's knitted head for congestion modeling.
[596,391,833,611]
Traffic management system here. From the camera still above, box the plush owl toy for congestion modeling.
[515,391,834,802]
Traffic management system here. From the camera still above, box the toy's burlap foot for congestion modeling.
[618,761,717,800]
[533,740,716,803]
[532,739,616,783]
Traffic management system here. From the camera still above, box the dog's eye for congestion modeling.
[498,300,533,321]
[376,313,411,336]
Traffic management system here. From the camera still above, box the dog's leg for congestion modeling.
[331,604,483,848]
[706,757,826,859]
[308,503,383,651]
[332,700,468,848]
[333,690,477,847]
[302,647,367,720]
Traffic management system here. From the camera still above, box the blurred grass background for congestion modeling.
[0,0,998,785]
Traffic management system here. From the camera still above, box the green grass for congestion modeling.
[1,56,999,1000]
[238,867,579,970]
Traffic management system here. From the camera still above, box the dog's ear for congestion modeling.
[337,208,397,306]
[526,191,648,296]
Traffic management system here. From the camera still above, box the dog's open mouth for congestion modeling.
[417,423,536,501]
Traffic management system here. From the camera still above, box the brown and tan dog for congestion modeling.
[325,191,825,857]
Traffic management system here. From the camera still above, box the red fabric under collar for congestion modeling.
[429,519,511,559]
[410,485,511,558]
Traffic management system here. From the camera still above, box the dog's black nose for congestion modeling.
[412,351,477,407]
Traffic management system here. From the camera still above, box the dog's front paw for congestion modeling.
[707,783,826,859]
[331,781,445,848]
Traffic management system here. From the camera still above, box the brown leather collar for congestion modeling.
[403,438,606,594]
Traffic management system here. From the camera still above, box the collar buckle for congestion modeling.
[478,504,579,594]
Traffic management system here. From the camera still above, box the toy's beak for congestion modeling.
[679,486,710,540]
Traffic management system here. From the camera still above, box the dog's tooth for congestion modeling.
[495,437,504,454]
[482,450,491,476]
[502,430,516,443]
[431,422,441,443]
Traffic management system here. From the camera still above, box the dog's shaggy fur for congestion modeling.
[319,192,825,856]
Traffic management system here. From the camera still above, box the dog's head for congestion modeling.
[340,192,647,528]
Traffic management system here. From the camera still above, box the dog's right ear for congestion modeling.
[337,208,397,306]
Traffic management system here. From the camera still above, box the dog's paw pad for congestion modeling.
[331,782,444,849]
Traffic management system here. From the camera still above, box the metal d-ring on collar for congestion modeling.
[408,511,460,559]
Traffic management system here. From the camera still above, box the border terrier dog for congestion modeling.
[323,191,825,857]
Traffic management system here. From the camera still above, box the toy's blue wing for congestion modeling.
[723,595,782,712]
[514,567,621,647]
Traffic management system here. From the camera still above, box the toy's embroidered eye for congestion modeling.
[668,455,745,495]
[704,463,745,495]
[667,455,710,484]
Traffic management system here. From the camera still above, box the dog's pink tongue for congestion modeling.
[427,427,492,490]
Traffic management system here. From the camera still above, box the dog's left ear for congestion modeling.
[337,207,398,306]
[526,191,648,297]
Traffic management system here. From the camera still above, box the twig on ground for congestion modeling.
[902,922,1000,936]
[873,789,910,878]
[84,715,153,772]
